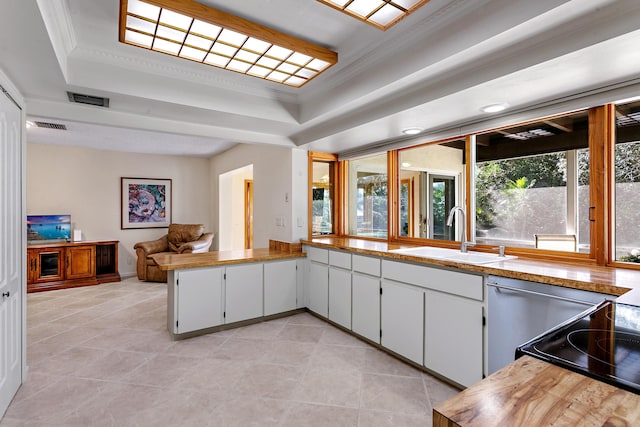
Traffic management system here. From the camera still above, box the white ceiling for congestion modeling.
[2,0,640,157]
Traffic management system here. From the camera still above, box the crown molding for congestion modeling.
[36,0,77,81]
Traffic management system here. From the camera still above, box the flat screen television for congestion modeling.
[27,214,71,242]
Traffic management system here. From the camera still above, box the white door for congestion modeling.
[381,281,424,364]
[328,267,351,328]
[308,262,328,317]
[264,260,297,316]
[0,83,23,417]
[176,267,224,334]
[425,290,484,387]
[225,263,263,323]
[352,273,380,343]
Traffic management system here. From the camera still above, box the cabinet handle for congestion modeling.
[1,291,9,298]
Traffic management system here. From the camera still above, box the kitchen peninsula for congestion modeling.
[152,242,306,340]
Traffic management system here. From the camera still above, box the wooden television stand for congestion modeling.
[27,240,120,293]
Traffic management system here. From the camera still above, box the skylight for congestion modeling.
[120,0,338,87]
[317,0,431,30]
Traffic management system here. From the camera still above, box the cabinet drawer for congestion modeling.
[382,260,483,301]
[306,246,329,264]
[353,255,380,277]
[329,250,351,269]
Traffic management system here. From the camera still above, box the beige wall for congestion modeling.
[27,144,211,278]
[211,144,308,250]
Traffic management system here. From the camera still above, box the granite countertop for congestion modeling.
[433,355,640,426]
[301,237,640,302]
[152,248,305,271]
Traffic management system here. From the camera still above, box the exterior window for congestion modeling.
[310,155,337,236]
[614,100,640,263]
[348,153,388,238]
[398,140,465,240]
[474,111,590,252]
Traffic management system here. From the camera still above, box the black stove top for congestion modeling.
[517,300,640,394]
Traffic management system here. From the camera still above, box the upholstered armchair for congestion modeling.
[134,224,214,282]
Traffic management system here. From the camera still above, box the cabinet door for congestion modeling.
[425,290,483,387]
[308,262,329,317]
[329,267,351,329]
[352,273,380,343]
[264,260,297,316]
[65,245,96,280]
[381,281,424,364]
[175,267,224,334]
[30,248,64,284]
[225,263,263,323]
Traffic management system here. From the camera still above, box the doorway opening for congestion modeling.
[219,165,253,251]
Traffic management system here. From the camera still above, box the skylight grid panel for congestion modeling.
[204,53,231,67]
[125,29,153,48]
[227,59,252,73]
[153,38,181,55]
[211,42,238,57]
[295,68,316,79]
[256,56,281,69]
[244,38,271,54]
[288,52,312,67]
[217,29,248,47]
[347,0,384,18]
[179,46,208,62]
[127,0,160,21]
[369,4,404,25]
[277,62,300,74]
[307,58,330,71]
[156,25,187,43]
[393,0,422,8]
[121,0,337,87]
[235,50,260,63]
[190,20,221,40]
[185,34,213,51]
[285,76,307,87]
[159,8,192,30]
[265,45,293,60]
[267,70,289,82]
[247,65,271,77]
[126,15,157,35]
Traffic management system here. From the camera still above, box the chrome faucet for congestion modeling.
[446,206,475,253]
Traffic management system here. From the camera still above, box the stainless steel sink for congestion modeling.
[389,246,516,265]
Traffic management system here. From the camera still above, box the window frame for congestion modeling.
[313,103,633,268]
[308,151,339,238]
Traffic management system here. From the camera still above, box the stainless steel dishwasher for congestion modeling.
[486,275,611,375]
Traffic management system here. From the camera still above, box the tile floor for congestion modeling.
[1,277,460,426]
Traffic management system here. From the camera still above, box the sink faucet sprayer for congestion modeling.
[446,206,475,253]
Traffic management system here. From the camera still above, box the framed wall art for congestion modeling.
[121,177,172,229]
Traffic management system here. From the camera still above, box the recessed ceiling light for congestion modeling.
[481,103,508,113]
[402,127,423,135]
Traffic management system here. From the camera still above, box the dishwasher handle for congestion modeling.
[487,282,596,307]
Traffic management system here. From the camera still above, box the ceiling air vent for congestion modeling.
[33,121,67,130]
[67,91,109,108]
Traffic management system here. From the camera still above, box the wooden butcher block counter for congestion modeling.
[433,356,640,427]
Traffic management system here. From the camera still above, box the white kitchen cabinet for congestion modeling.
[352,273,380,343]
[424,290,483,387]
[381,280,424,364]
[225,263,263,323]
[308,261,329,317]
[329,267,351,328]
[264,259,297,316]
[169,267,224,334]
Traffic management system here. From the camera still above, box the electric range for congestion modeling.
[516,300,640,394]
